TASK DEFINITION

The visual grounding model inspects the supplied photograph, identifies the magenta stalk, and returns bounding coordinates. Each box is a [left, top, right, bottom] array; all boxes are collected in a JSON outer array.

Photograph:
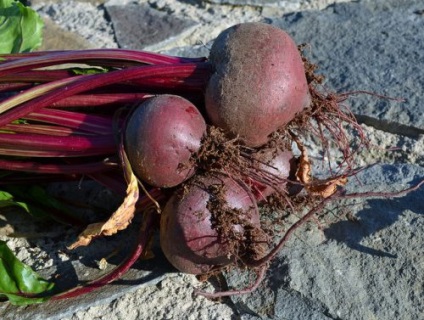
[[0, 133, 116, 156], [0, 49, 207, 76], [24, 109, 114, 135], [0, 63, 211, 127], [51, 211, 155, 300], [0, 158, 117, 174]]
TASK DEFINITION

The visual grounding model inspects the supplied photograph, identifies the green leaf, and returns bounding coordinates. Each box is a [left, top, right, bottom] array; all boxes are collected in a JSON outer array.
[[6, 185, 71, 215], [71, 67, 109, 75], [3, 185, 85, 225], [0, 187, 58, 221], [11, 118, 28, 125], [0, 0, 44, 53], [0, 190, 30, 213], [0, 240, 54, 305]]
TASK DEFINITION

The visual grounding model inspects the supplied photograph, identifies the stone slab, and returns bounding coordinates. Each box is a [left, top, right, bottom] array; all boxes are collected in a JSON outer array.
[[269, 0, 424, 137], [35, 0, 117, 48], [227, 163, 424, 319], [38, 17, 95, 51], [105, 3, 198, 51], [1, 0, 423, 319]]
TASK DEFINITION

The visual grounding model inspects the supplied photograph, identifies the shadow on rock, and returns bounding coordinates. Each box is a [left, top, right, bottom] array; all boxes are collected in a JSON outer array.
[[324, 183, 423, 257]]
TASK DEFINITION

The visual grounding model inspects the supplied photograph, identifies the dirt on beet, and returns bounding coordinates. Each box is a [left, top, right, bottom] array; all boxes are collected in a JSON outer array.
[[204, 180, 268, 265], [124, 48, 388, 298]]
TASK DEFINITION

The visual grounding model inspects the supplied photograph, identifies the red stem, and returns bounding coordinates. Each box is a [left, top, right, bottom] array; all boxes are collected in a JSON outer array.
[[0, 158, 117, 174], [0, 69, 74, 83], [0, 63, 211, 127], [248, 193, 339, 268], [0, 49, 207, 76], [51, 211, 155, 300], [0, 173, 81, 185], [0, 83, 33, 92], [2, 123, 78, 136], [0, 70, 208, 91], [25, 109, 113, 135], [0, 147, 112, 157], [49, 93, 153, 108], [0, 71, 208, 107], [1, 49, 207, 62], [0, 133, 115, 154]]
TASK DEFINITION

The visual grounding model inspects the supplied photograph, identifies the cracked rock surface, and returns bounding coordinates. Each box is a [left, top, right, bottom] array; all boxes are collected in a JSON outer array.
[[0, 0, 423, 319]]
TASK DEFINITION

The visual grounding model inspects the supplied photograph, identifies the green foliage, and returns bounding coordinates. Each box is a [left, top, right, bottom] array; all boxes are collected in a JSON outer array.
[[2, 185, 83, 224], [71, 67, 110, 75], [0, 190, 30, 213], [0, 0, 44, 53], [0, 241, 54, 305]]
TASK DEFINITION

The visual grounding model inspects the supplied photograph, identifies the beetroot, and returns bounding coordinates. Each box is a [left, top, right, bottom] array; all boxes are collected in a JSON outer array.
[[160, 174, 263, 275], [205, 22, 311, 147], [125, 95, 206, 188]]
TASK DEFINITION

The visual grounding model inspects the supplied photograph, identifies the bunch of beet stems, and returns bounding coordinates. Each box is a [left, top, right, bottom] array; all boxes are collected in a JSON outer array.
[[0, 49, 211, 299], [0, 49, 210, 187]]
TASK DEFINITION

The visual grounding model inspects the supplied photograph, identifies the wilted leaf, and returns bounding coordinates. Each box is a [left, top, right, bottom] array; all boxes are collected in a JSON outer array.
[[307, 176, 348, 198], [0, 240, 54, 305], [293, 136, 312, 185], [68, 167, 139, 249], [0, 0, 44, 54], [295, 140, 312, 185], [294, 137, 347, 198]]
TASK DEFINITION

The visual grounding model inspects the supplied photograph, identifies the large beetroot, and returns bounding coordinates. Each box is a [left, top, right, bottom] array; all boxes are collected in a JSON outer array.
[[205, 22, 311, 147]]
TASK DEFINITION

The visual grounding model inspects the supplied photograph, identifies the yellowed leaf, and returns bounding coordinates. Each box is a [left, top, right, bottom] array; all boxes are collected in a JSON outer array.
[[68, 169, 139, 250], [293, 136, 347, 198], [307, 176, 348, 198], [293, 136, 312, 185]]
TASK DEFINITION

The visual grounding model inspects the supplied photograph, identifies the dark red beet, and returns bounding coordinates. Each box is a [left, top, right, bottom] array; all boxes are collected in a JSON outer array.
[[125, 95, 206, 188], [160, 175, 260, 275]]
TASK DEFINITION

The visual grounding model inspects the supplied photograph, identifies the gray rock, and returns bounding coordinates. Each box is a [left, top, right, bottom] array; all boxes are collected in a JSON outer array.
[[269, 0, 424, 137], [35, 0, 117, 48], [163, 44, 211, 59], [227, 163, 424, 319], [105, 3, 198, 51]]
